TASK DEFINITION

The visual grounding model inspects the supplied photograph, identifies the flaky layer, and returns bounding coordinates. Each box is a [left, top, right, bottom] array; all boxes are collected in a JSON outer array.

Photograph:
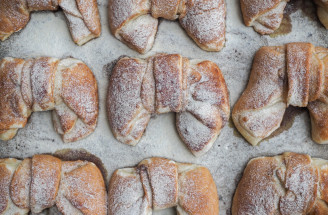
[[232, 42, 328, 146], [108, 0, 226, 53], [241, 0, 328, 34], [232, 152, 328, 215], [0, 0, 101, 45], [108, 157, 219, 215], [107, 54, 230, 156], [0, 155, 107, 215], [0, 57, 99, 143]]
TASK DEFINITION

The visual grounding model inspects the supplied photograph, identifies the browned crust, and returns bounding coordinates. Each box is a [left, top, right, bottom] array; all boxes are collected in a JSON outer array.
[[10, 158, 32, 209], [108, 158, 219, 214], [0, 155, 107, 215], [63, 162, 107, 215], [240, 0, 282, 26], [61, 62, 98, 126], [286, 42, 313, 107], [153, 54, 183, 113], [232, 156, 280, 214], [108, 0, 226, 52], [108, 168, 151, 215], [179, 0, 226, 51], [177, 60, 230, 155], [0, 57, 98, 143], [0, 0, 100, 44], [232, 42, 328, 145], [30, 155, 62, 213], [232, 152, 325, 215], [138, 158, 179, 209], [107, 57, 148, 141], [151, 0, 180, 19], [30, 57, 58, 111], [178, 166, 219, 215], [0, 58, 29, 130], [108, 0, 150, 35], [0, 162, 12, 214], [76, 0, 101, 36], [27, 0, 59, 11], [0, 0, 29, 41], [107, 54, 230, 155], [233, 46, 286, 113]]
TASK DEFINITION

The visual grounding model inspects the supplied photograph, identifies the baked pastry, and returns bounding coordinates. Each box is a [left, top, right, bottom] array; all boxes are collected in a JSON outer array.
[[0, 0, 101, 45], [240, 0, 328, 34], [107, 54, 230, 156], [0, 57, 98, 142], [232, 152, 328, 215], [232, 42, 328, 146], [0, 154, 107, 215], [108, 0, 226, 53], [108, 157, 219, 215]]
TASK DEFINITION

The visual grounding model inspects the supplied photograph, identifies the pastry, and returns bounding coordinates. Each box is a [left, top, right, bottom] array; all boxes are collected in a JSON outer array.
[[0, 154, 107, 215], [0, 57, 99, 142], [108, 0, 226, 53], [107, 54, 230, 156], [232, 152, 328, 215], [108, 157, 219, 215], [0, 0, 101, 45], [232, 42, 328, 146], [240, 0, 328, 34]]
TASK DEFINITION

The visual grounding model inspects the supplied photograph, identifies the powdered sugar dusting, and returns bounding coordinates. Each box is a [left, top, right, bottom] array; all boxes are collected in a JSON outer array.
[[180, 0, 226, 50], [109, 0, 226, 52], [0, 57, 98, 142], [108, 55, 229, 156], [2, 1, 328, 214]]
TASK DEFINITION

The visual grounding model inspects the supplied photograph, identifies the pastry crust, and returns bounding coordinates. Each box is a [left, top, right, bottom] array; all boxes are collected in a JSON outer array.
[[0, 155, 107, 215], [108, 157, 219, 215], [232, 42, 328, 146], [56, 161, 107, 215], [0, 57, 99, 143], [0, 158, 29, 215], [241, 0, 328, 34], [0, 0, 101, 45], [107, 54, 230, 156], [30, 155, 62, 213], [10, 158, 32, 209], [232, 152, 327, 215], [108, 0, 226, 53]]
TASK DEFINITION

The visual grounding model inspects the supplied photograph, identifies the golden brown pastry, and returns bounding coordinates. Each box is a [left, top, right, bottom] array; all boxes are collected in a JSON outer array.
[[232, 152, 328, 215], [240, 0, 328, 34], [107, 54, 230, 156], [232, 42, 328, 146], [0, 154, 107, 215], [108, 157, 219, 215], [108, 0, 226, 54], [0, 0, 101, 45], [0, 57, 99, 143]]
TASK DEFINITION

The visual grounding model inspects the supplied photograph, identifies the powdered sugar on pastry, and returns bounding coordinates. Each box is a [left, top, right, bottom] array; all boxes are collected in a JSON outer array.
[[107, 54, 230, 156], [108, 0, 226, 53]]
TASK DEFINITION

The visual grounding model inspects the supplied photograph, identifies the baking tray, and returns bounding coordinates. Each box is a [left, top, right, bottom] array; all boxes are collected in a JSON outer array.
[[1, 0, 328, 214]]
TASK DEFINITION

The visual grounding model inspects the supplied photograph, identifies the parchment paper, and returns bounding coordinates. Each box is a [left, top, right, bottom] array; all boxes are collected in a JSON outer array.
[[1, 0, 328, 214]]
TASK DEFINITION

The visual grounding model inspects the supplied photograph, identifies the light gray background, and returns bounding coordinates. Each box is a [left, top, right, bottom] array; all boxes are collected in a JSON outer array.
[[1, 0, 328, 214]]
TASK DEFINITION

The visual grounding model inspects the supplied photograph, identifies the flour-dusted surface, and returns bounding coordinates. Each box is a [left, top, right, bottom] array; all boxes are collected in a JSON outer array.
[[1, 0, 328, 214]]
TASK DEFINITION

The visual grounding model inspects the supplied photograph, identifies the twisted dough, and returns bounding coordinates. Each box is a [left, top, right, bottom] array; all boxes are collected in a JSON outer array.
[[0, 154, 107, 215], [233, 152, 328, 215], [108, 157, 219, 215], [107, 54, 230, 156], [0, 0, 101, 45], [0, 57, 98, 142], [232, 42, 328, 146], [240, 0, 328, 34], [108, 0, 226, 54]]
